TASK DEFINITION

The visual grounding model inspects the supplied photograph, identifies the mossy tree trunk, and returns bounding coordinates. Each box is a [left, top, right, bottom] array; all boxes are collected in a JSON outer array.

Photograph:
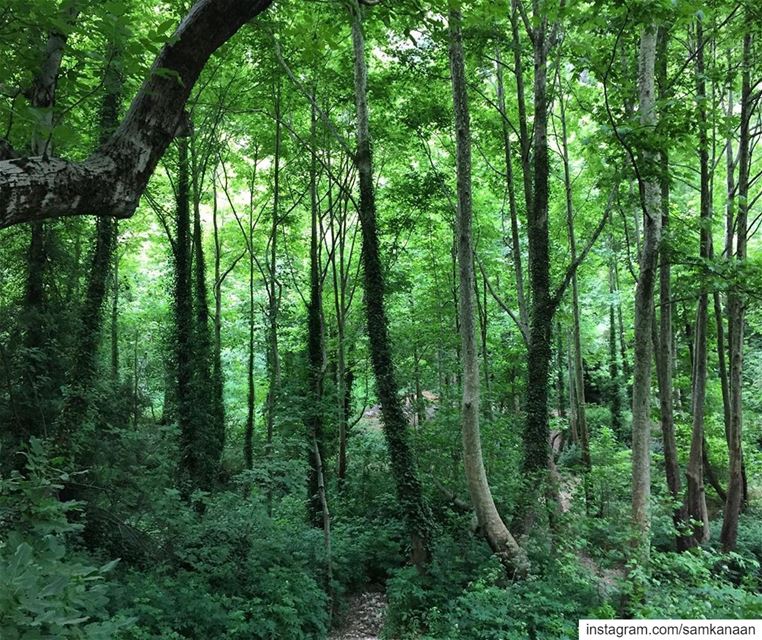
[[350, 0, 431, 568]]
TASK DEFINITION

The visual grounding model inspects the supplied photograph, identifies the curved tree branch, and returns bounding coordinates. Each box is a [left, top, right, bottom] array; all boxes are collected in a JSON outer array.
[[0, 0, 273, 229]]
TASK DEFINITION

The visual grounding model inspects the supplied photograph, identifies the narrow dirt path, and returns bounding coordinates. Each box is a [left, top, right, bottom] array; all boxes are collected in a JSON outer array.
[[330, 591, 386, 640]]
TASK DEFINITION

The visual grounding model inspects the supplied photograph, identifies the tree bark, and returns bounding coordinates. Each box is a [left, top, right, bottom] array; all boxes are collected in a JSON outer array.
[[523, 4, 552, 475], [211, 181, 227, 461], [0, 0, 273, 228], [608, 249, 623, 439], [350, 0, 431, 568], [496, 47, 528, 333], [307, 93, 326, 527], [721, 30, 751, 552], [631, 24, 661, 562], [684, 16, 711, 547], [558, 78, 589, 470], [653, 27, 686, 549], [265, 81, 282, 471], [174, 137, 197, 493], [448, 0, 527, 575]]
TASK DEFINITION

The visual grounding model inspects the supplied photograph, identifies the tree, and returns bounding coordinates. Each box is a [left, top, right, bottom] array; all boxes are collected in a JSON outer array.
[[0, 0, 274, 228], [349, 0, 432, 568], [448, 0, 527, 575], [630, 21, 661, 561]]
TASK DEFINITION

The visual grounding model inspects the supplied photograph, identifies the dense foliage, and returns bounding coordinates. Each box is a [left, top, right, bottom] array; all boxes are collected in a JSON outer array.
[[1, 0, 761, 637]]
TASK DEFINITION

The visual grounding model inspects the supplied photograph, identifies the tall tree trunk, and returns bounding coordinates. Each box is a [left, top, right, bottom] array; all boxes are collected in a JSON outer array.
[[244, 187, 256, 472], [653, 28, 686, 549], [685, 16, 711, 547], [266, 81, 282, 463], [191, 154, 220, 484], [307, 93, 326, 527], [448, 0, 527, 574], [509, 0, 533, 218], [496, 47, 528, 332], [614, 259, 630, 386], [17, 4, 80, 443], [174, 137, 198, 493], [350, 0, 431, 568], [523, 5, 552, 475], [631, 24, 661, 561], [57, 34, 123, 443], [558, 79, 589, 470], [555, 322, 567, 423], [608, 251, 623, 439], [211, 182, 226, 461], [721, 30, 751, 552], [110, 226, 120, 382]]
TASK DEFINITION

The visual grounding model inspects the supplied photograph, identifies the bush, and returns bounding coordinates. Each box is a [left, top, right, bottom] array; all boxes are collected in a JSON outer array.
[[628, 549, 762, 619], [386, 545, 608, 640], [0, 439, 128, 639], [110, 488, 330, 639]]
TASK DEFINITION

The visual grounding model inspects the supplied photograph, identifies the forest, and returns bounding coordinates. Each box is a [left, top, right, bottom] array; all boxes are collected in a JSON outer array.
[[0, 0, 761, 637]]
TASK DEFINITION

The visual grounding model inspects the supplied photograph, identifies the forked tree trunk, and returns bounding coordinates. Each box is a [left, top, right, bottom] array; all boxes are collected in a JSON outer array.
[[721, 30, 751, 552]]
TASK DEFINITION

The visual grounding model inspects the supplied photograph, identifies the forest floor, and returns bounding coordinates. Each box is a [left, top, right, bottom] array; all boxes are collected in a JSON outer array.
[[330, 590, 387, 640]]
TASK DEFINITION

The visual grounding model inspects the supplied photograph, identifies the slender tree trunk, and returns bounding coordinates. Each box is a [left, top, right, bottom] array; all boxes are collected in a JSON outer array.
[[558, 81, 589, 470], [350, 0, 431, 568], [685, 17, 711, 547], [703, 436, 727, 502], [211, 182, 226, 459], [652, 28, 687, 549], [496, 47, 528, 332], [509, 0, 533, 218], [111, 227, 120, 382], [244, 194, 256, 472], [631, 24, 661, 561], [57, 34, 125, 443], [608, 251, 623, 439], [474, 266, 492, 419], [714, 291, 731, 446], [555, 322, 567, 423], [191, 139, 220, 484], [614, 260, 630, 386], [721, 30, 751, 552], [266, 81, 282, 461], [567, 333, 577, 445], [307, 93, 326, 527], [18, 5, 80, 443], [448, 0, 527, 574]]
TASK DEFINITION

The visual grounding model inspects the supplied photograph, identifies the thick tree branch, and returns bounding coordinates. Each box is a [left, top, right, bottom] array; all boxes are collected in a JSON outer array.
[[0, 0, 273, 229]]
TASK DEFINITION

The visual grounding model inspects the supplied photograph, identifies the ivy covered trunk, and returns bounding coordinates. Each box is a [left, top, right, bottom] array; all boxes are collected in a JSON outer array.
[[350, 0, 431, 568]]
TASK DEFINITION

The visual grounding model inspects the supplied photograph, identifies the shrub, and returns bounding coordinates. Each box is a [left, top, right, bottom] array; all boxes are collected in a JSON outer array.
[[0, 439, 128, 639]]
